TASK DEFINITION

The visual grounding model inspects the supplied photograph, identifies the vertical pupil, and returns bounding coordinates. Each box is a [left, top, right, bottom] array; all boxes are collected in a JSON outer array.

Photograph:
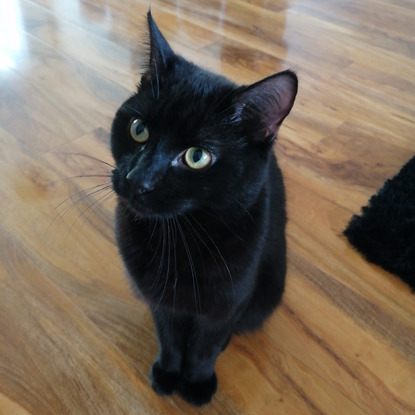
[[192, 149, 203, 163], [135, 123, 144, 135]]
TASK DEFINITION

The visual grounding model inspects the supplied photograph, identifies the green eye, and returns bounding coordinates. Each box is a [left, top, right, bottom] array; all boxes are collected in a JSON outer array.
[[129, 118, 149, 143], [184, 147, 212, 170]]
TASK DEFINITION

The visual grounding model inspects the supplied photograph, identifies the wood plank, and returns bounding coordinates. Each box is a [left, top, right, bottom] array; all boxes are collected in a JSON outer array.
[[0, 236, 168, 415], [20, 0, 137, 91]]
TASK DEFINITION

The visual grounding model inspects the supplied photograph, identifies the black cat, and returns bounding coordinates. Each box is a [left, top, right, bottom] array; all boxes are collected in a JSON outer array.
[[111, 12, 297, 406]]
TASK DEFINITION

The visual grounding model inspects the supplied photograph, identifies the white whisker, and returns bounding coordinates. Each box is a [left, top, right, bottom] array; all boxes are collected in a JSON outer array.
[[177, 216, 201, 320]]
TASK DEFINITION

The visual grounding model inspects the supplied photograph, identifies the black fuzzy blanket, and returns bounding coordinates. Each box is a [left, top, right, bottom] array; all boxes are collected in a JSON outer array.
[[344, 156, 415, 291]]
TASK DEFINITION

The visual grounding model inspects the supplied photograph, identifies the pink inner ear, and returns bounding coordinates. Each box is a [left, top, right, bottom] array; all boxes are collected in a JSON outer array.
[[266, 72, 298, 129], [235, 71, 298, 140]]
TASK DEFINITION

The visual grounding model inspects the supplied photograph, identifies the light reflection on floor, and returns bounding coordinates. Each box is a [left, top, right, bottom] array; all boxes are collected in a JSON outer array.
[[0, 0, 25, 69]]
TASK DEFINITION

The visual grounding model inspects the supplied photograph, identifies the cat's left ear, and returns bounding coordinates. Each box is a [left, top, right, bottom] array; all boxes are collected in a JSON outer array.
[[146, 11, 175, 74], [233, 70, 298, 143]]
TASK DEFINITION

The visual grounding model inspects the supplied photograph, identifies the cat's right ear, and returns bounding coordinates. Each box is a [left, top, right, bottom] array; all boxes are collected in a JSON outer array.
[[145, 11, 175, 77]]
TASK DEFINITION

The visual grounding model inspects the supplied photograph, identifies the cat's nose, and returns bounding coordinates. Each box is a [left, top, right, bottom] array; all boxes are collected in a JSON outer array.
[[126, 168, 156, 194]]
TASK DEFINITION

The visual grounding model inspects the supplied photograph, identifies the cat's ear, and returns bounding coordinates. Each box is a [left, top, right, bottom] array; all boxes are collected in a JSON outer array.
[[233, 70, 298, 143], [146, 11, 175, 74]]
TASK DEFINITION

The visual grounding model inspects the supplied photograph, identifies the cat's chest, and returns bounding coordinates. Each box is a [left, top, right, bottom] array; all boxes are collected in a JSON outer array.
[[119, 214, 247, 284], [114, 203, 263, 315]]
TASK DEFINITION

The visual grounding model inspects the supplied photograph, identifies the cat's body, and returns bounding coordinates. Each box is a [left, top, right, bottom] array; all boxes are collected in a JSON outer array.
[[114, 156, 286, 329], [111, 12, 297, 406]]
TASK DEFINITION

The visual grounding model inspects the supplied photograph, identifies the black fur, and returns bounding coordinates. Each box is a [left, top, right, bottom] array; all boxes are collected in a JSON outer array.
[[110, 12, 298, 406], [344, 156, 415, 291]]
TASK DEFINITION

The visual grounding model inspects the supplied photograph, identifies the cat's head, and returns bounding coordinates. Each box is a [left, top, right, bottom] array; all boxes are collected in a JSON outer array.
[[111, 12, 297, 219]]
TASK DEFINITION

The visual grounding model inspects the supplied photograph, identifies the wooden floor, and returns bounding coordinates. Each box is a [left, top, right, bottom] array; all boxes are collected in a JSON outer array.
[[0, 0, 414, 413]]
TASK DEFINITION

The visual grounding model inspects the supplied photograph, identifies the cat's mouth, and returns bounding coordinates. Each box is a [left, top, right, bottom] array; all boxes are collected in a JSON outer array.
[[113, 189, 162, 218], [111, 169, 196, 219], [123, 195, 186, 220], [111, 169, 148, 216], [112, 169, 182, 219]]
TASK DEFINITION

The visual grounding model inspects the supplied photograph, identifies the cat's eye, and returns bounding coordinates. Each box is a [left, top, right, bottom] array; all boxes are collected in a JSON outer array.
[[184, 147, 212, 170], [129, 118, 149, 143]]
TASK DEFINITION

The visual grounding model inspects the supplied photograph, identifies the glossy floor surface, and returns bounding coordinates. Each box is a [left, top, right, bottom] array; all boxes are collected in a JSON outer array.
[[0, 0, 414, 414]]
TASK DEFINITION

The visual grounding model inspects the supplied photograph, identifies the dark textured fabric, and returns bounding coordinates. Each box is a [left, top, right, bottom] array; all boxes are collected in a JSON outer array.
[[344, 156, 415, 291]]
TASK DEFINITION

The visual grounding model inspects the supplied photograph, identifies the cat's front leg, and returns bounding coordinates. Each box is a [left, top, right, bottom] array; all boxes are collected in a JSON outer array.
[[179, 321, 232, 406], [150, 309, 188, 396]]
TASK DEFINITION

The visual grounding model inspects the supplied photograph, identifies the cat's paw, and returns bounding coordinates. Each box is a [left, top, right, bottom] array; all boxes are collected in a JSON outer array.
[[178, 373, 218, 406], [150, 361, 181, 396]]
